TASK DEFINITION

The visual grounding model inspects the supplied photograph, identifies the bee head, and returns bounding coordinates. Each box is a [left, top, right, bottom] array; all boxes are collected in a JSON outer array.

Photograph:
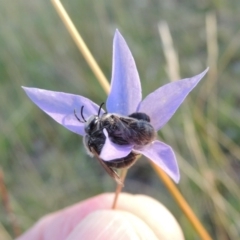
[[74, 102, 105, 134], [84, 115, 99, 134]]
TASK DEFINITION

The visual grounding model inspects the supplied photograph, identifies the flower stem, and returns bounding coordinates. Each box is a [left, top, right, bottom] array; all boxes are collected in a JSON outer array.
[[112, 168, 128, 209]]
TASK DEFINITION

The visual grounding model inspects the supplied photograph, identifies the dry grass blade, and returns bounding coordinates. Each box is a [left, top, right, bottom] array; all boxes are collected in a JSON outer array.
[[0, 168, 21, 237], [0, 224, 12, 240], [151, 162, 212, 240], [51, 0, 110, 94], [158, 21, 180, 81], [158, 21, 213, 240]]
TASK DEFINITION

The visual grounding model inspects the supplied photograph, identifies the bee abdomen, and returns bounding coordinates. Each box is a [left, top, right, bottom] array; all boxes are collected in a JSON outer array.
[[104, 152, 140, 169]]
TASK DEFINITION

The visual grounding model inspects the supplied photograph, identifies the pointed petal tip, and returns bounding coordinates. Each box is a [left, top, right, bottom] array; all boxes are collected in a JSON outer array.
[[162, 164, 180, 183], [114, 29, 121, 36], [22, 86, 33, 95], [113, 29, 128, 47], [22, 86, 41, 93], [114, 29, 123, 43], [135, 141, 180, 183], [199, 67, 209, 78], [163, 165, 180, 183], [187, 67, 209, 84], [189, 67, 209, 86], [173, 172, 180, 184]]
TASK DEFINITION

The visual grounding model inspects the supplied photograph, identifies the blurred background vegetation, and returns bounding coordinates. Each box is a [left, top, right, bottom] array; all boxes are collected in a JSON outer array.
[[0, 0, 240, 239]]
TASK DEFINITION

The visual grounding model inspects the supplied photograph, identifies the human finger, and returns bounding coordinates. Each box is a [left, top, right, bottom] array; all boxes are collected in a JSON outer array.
[[17, 193, 184, 240]]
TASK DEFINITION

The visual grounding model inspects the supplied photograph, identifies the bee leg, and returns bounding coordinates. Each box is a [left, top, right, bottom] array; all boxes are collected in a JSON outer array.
[[90, 148, 123, 185]]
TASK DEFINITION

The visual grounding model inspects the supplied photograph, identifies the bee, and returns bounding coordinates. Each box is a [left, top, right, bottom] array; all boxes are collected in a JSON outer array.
[[74, 103, 156, 184]]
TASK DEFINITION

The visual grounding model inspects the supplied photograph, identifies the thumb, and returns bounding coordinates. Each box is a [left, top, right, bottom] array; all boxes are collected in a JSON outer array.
[[66, 209, 158, 240]]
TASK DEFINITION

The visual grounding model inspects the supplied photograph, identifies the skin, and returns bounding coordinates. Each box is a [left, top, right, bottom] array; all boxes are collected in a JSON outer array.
[[17, 193, 184, 240]]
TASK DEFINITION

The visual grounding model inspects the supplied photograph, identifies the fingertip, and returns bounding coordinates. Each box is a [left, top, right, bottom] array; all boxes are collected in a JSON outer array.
[[117, 194, 185, 240], [66, 210, 158, 240], [17, 193, 184, 240]]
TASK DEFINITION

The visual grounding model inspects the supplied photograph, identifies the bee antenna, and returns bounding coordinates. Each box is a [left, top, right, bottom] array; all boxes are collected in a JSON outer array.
[[74, 109, 84, 123], [81, 106, 87, 122], [98, 102, 105, 117]]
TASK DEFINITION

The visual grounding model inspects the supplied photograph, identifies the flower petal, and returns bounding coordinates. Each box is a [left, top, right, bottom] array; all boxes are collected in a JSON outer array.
[[138, 68, 209, 131], [23, 87, 104, 136], [135, 140, 180, 183], [100, 129, 133, 161], [106, 30, 142, 115]]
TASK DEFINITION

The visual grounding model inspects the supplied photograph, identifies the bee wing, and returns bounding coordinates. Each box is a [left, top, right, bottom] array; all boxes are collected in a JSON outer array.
[[90, 147, 123, 185], [135, 141, 180, 183], [100, 129, 133, 161], [110, 116, 140, 144]]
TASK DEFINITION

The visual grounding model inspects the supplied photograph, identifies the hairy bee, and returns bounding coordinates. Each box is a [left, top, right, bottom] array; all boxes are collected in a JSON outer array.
[[74, 103, 155, 184]]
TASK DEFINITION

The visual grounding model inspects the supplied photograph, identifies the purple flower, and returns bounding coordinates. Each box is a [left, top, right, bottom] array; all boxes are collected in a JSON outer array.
[[23, 30, 208, 183]]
